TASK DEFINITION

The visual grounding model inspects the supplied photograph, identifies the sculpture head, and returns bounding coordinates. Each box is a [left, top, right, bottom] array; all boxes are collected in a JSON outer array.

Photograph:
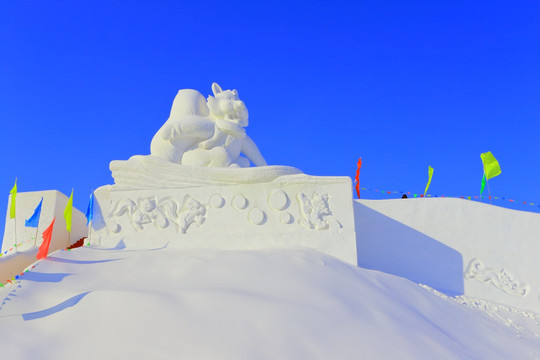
[[207, 83, 249, 127]]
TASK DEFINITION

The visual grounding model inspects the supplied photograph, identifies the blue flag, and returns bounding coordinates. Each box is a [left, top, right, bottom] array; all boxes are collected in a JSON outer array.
[[85, 191, 94, 225], [25, 198, 43, 228]]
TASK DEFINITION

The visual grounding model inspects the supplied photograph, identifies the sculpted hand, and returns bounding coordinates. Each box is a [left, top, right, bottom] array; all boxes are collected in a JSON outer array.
[[216, 119, 246, 138], [199, 137, 218, 149]]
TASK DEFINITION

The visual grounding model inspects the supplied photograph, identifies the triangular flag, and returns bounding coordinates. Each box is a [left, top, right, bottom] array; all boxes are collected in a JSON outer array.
[[85, 191, 94, 226], [37, 217, 55, 260], [480, 151, 501, 180], [424, 166, 434, 197], [9, 178, 17, 219], [25, 198, 43, 228], [64, 189, 73, 233]]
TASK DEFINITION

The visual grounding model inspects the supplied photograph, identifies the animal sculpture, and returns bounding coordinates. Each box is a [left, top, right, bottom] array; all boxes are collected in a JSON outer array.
[[150, 83, 266, 167]]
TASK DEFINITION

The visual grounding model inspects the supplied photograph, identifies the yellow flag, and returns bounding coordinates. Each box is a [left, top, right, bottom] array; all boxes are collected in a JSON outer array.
[[9, 178, 17, 219], [424, 166, 434, 196], [64, 189, 73, 233], [480, 151, 501, 180]]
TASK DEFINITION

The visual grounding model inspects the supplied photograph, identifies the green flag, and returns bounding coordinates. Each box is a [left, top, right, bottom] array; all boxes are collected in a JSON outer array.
[[480, 173, 486, 196], [480, 151, 501, 180], [64, 189, 73, 233], [9, 178, 17, 219], [424, 166, 434, 197]]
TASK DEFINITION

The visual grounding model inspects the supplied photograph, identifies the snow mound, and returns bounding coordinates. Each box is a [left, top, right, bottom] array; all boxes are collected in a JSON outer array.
[[1, 244, 540, 359]]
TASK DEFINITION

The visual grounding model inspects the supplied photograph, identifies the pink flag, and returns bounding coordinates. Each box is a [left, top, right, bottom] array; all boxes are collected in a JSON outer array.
[[37, 217, 55, 260]]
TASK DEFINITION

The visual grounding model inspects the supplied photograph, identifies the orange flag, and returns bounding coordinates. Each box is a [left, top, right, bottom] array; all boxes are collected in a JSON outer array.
[[355, 157, 362, 198], [37, 217, 55, 260]]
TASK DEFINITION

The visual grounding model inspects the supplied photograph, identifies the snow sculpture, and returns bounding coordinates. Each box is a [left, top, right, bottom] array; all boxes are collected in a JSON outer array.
[[92, 83, 358, 266], [150, 83, 266, 168], [110, 83, 302, 189]]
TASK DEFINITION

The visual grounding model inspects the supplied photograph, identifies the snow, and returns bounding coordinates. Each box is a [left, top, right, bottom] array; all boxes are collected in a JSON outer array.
[[1, 241, 540, 359], [355, 198, 540, 313], [2, 190, 88, 254], [2, 183, 540, 358]]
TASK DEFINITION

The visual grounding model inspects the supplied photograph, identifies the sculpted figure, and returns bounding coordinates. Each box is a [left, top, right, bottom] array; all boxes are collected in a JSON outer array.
[[150, 83, 266, 167]]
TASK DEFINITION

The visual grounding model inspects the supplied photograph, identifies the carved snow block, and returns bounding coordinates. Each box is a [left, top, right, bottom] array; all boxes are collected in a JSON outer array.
[[92, 174, 357, 265], [2, 190, 87, 254]]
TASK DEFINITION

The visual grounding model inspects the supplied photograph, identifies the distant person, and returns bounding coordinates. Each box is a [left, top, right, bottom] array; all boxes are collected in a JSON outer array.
[[402, 194, 408, 199]]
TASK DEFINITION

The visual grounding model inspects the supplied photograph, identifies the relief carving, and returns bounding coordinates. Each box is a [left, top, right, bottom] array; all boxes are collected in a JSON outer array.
[[109, 195, 206, 234], [296, 191, 333, 230], [177, 197, 206, 234], [465, 259, 529, 297]]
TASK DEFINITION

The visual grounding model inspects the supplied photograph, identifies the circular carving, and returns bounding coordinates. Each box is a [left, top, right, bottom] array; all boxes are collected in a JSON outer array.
[[280, 212, 294, 224], [110, 221, 121, 233], [232, 195, 248, 210], [248, 208, 266, 225], [209, 194, 225, 209], [269, 189, 290, 211]]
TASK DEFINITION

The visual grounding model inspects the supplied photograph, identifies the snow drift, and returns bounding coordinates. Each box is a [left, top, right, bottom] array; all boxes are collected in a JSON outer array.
[[1, 243, 540, 359]]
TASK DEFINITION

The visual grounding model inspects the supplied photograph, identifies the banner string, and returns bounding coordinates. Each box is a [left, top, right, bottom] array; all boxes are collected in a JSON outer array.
[[0, 238, 37, 257], [0, 246, 85, 290], [359, 187, 540, 210]]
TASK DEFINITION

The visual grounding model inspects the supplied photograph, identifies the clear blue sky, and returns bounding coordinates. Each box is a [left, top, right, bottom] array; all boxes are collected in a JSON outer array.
[[2, 1, 539, 241]]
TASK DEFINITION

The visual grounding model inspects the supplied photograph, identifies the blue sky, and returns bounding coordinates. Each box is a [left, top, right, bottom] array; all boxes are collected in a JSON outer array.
[[1, 1, 539, 241]]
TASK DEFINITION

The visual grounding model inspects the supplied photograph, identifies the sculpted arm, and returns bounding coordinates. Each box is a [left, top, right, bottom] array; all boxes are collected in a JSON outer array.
[[241, 136, 267, 166], [214, 119, 246, 138], [199, 119, 246, 149], [158, 115, 215, 141]]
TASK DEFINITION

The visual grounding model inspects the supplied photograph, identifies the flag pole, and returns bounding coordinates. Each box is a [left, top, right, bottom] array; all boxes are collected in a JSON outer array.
[[482, 168, 493, 205], [486, 178, 493, 204], [13, 216, 18, 253], [33, 223, 39, 246], [88, 219, 92, 245]]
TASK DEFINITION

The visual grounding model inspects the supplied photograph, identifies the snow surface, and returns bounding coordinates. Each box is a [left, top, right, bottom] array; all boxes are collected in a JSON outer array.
[[355, 198, 540, 313], [1, 242, 540, 359]]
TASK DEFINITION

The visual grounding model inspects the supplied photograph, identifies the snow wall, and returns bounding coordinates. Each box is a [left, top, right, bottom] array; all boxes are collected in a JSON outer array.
[[1, 191, 87, 281], [354, 198, 540, 313]]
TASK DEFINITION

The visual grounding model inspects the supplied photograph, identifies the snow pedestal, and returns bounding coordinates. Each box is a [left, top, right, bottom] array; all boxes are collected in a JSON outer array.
[[92, 160, 357, 265]]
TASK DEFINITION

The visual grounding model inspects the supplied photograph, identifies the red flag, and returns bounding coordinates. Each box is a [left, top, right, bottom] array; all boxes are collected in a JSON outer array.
[[37, 217, 55, 260], [355, 157, 362, 198]]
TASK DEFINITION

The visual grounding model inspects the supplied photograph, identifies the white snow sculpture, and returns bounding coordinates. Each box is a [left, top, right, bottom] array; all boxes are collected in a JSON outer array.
[[150, 83, 266, 168], [95, 83, 357, 266]]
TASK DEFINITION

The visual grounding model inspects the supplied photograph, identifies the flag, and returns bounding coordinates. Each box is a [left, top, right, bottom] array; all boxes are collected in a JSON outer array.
[[354, 158, 362, 198], [25, 198, 43, 228], [480, 151, 501, 180], [64, 189, 73, 233], [9, 178, 17, 219], [85, 191, 94, 225], [480, 174, 487, 196], [424, 166, 434, 197], [37, 217, 55, 260]]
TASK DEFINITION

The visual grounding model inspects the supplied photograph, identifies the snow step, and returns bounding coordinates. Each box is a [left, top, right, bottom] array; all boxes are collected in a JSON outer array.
[[67, 238, 87, 250]]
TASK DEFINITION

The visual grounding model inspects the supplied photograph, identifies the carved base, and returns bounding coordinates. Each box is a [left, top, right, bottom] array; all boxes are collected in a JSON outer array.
[[110, 155, 303, 189], [91, 174, 357, 265]]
